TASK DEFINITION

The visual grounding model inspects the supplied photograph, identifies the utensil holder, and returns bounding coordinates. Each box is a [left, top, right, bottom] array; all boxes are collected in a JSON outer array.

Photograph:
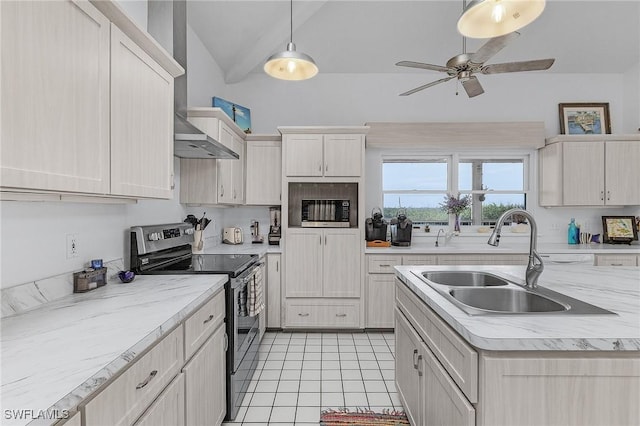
[[193, 230, 204, 254]]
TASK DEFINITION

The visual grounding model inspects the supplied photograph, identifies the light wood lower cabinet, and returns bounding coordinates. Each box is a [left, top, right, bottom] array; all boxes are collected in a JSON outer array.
[[285, 299, 360, 328], [267, 254, 282, 328], [183, 324, 226, 426], [82, 325, 184, 426], [594, 254, 638, 267], [366, 275, 395, 328], [396, 279, 640, 426], [80, 289, 227, 426], [134, 374, 185, 426]]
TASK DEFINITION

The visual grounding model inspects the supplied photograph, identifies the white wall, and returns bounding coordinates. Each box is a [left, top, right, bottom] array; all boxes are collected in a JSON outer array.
[[623, 61, 640, 134]]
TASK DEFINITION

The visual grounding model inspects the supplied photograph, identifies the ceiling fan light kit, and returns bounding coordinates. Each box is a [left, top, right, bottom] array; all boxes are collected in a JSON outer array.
[[264, 0, 318, 81], [457, 0, 546, 39]]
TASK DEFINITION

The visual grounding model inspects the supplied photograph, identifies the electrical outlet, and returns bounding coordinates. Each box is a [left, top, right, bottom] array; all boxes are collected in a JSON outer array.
[[66, 234, 79, 259]]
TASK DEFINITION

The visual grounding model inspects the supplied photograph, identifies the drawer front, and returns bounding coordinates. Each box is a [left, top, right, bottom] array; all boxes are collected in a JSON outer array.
[[184, 289, 225, 360], [82, 325, 184, 426], [402, 255, 437, 265], [594, 255, 638, 267], [285, 300, 360, 328], [133, 373, 185, 426], [396, 280, 478, 403], [437, 254, 528, 265], [367, 255, 402, 274]]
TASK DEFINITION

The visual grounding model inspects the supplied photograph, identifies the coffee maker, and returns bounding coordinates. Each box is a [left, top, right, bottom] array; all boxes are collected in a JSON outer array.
[[390, 209, 413, 247], [365, 207, 388, 242], [268, 207, 281, 245]]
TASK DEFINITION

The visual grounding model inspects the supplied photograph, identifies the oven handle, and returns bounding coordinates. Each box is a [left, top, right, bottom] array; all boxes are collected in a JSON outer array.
[[234, 262, 264, 286]]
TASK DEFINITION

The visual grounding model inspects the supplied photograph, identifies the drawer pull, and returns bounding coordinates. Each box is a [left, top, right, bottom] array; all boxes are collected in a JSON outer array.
[[412, 349, 419, 369], [380, 264, 391, 267], [417, 355, 423, 377], [203, 314, 215, 324], [298, 313, 310, 317], [336, 313, 347, 317], [611, 263, 623, 266], [136, 370, 158, 390]]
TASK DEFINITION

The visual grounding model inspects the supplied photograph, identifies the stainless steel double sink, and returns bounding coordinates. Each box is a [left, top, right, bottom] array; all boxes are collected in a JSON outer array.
[[412, 271, 615, 315]]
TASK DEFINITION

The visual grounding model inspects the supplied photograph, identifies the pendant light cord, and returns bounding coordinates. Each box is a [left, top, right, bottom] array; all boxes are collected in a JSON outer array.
[[462, 0, 466, 53], [290, 0, 293, 43]]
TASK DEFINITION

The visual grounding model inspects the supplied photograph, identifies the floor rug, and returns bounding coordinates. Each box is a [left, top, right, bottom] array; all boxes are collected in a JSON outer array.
[[320, 408, 410, 425]]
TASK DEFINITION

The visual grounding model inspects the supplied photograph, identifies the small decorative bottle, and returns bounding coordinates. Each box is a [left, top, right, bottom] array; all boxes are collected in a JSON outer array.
[[568, 218, 579, 245]]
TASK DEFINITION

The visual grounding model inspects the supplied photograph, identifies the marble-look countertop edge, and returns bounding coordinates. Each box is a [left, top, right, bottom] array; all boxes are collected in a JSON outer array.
[[366, 242, 640, 255], [394, 265, 640, 352], [2, 274, 227, 426]]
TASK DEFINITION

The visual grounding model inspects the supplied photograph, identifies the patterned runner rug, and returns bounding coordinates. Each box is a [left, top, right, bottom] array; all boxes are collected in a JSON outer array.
[[320, 408, 410, 425]]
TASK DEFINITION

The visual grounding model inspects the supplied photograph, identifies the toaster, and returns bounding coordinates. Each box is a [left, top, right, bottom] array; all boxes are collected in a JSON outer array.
[[223, 227, 243, 244]]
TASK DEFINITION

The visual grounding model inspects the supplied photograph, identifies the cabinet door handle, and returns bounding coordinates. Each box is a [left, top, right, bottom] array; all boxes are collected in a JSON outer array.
[[298, 313, 310, 317], [336, 313, 347, 317], [606, 190, 611, 201], [600, 190, 604, 201], [417, 355, 423, 377], [325, 163, 328, 172], [276, 261, 279, 272], [412, 349, 419, 369], [325, 235, 327, 245], [233, 190, 237, 199], [136, 370, 158, 389], [318, 163, 322, 172], [203, 314, 214, 324], [224, 332, 228, 351], [170, 173, 175, 190], [220, 185, 224, 197], [319, 235, 322, 245]]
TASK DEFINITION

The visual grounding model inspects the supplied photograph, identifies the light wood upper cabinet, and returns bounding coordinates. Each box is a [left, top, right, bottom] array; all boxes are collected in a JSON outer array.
[[280, 128, 366, 178], [180, 111, 246, 205], [0, 0, 183, 200], [1, 0, 110, 194], [110, 24, 174, 198], [245, 139, 282, 205], [539, 136, 640, 207]]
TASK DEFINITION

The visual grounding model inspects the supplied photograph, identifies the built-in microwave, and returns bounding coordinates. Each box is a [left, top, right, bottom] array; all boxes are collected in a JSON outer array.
[[301, 199, 350, 227]]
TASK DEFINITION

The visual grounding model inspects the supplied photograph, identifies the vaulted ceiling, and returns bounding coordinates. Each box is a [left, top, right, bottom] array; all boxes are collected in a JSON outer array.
[[187, 1, 640, 84]]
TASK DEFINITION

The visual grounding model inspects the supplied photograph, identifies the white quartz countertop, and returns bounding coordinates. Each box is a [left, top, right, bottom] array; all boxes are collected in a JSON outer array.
[[1, 274, 227, 426], [395, 264, 640, 351], [366, 238, 640, 254]]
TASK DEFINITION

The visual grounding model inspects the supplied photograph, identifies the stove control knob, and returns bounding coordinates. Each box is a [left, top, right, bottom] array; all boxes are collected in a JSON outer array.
[[184, 228, 194, 235]]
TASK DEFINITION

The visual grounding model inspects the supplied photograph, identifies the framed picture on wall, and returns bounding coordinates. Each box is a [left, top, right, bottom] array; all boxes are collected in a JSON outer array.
[[602, 216, 638, 244], [559, 102, 611, 135]]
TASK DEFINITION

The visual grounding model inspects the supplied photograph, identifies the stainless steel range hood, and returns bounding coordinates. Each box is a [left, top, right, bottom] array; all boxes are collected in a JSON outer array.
[[148, 0, 238, 159]]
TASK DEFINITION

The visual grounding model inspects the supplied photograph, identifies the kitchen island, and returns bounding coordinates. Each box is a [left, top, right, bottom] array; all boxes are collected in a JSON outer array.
[[1, 274, 228, 426], [394, 264, 640, 426]]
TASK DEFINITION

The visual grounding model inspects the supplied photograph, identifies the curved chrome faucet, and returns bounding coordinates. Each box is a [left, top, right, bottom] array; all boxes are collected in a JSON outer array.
[[435, 228, 445, 247], [487, 208, 544, 289]]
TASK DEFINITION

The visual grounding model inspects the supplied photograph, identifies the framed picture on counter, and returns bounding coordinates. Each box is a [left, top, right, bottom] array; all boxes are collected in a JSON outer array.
[[602, 216, 638, 244], [559, 102, 611, 135]]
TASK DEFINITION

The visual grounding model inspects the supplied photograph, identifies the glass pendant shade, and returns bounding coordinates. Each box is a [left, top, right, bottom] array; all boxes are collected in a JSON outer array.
[[264, 42, 318, 81], [457, 0, 546, 39]]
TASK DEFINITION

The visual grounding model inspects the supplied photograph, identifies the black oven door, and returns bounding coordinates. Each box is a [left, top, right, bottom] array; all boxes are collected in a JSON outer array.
[[231, 271, 259, 372]]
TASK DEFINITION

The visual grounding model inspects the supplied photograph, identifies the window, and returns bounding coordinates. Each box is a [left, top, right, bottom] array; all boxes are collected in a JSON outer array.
[[458, 159, 526, 225], [382, 155, 527, 227], [382, 158, 449, 225]]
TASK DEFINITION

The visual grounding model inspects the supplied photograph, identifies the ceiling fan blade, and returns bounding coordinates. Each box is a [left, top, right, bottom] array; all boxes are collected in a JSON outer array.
[[468, 32, 520, 65], [399, 76, 455, 96], [396, 61, 451, 73], [462, 76, 485, 98], [482, 58, 555, 74]]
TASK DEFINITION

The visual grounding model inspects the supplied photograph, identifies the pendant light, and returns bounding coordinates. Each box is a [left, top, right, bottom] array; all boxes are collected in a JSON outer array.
[[457, 0, 546, 39], [264, 0, 318, 80]]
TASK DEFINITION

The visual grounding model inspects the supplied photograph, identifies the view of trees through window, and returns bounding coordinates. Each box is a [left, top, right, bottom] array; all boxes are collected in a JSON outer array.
[[382, 158, 526, 226]]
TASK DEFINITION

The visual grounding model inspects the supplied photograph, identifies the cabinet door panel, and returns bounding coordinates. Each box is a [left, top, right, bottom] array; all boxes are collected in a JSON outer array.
[[267, 254, 282, 328], [562, 142, 604, 205], [246, 140, 281, 205], [421, 342, 475, 426], [285, 230, 323, 297], [1, 0, 110, 193], [183, 325, 226, 426], [323, 229, 361, 297], [605, 141, 640, 205], [366, 275, 395, 328], [110, 24, 174, 198], [323, 134, 363, 177], [217, 123, 235, 203], [395, 309, 422, 426], [284, 135, 323, 176], [134, 374, 185, 426]]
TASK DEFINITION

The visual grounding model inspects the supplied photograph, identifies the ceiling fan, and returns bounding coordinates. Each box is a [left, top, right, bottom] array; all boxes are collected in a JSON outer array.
[[396, 31, 555, 98]]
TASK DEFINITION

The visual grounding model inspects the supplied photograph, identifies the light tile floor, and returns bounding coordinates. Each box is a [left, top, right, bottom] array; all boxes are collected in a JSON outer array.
[[222, 331, 400, 426]]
